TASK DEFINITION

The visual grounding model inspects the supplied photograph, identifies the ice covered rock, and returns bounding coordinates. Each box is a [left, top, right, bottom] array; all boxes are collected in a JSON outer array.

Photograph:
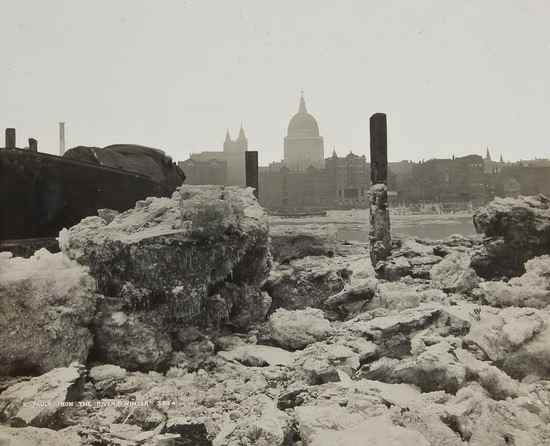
[[292, 380, 464, 446], [443, 383, 550, 445], [218, 345, 294, 367], [61, 185, 269, 323], [213, 398, 291, 446], [0, 426, 82, 446], [472, 194, 550, 278], [376, 256, 412, 281], [0, 364, 84, 428], [164, 417, 211, 445], [211, 283, 272, 330], [92, 302, 173, 372], [292, 335, 377, 384], [268, 308, 333, 350], [430, 251, 480, 293], [479, 255, 550, 308], [0, 250, 97, 376], [264, 257, 348, 310], [89, 364, 127, 397], [375, 238, 445, 280], [367, 281, 448, 312], [308, 415, 431, 446], [59, 186, 270, 371], [362, 339, 467, 393], [89, 364, 127, 382], [362, 338, 520, 399], [323, 278, 378, 318], [343, 304, 470, 358], [270, 231, 335, 263], [464, 306, 550, 379]]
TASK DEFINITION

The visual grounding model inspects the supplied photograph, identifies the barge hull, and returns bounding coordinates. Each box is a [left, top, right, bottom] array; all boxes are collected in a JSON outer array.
[[1, 149, 173, 240]]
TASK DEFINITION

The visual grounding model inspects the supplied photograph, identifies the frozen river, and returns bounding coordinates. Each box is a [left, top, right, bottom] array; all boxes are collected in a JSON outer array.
[[269, 209, 476, 242]]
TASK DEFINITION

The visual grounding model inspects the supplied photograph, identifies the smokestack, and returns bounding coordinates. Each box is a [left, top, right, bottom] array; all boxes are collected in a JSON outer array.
[[59, 122, 66, 156], [28, 138, 38, 152], [5, 128, 16, 149]]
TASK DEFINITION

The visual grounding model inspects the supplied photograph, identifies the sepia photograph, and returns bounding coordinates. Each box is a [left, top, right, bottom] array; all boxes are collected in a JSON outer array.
[[1, 1, 550, 445]]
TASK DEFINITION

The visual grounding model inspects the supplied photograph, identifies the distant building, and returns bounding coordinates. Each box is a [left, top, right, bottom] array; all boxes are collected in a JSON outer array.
[[283, 93, 325, 171], [325, 150, 369, 203], [395, 154, 487, 205], [483, 148, 505, 174], [516, 158, 550, 168], [259, 150, 369, 209], [493, 163, 550, 197], [178, 158, 227, 185], [176, 98, 550, 208], [178, 126, 248, 186]]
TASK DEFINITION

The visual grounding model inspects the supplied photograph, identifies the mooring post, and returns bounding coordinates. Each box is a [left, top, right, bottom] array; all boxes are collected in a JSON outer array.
[[369, 113, 391, 269], [28, 138, 38, 152], [5, 128, 16, 149], [245, 150, 259, 199]]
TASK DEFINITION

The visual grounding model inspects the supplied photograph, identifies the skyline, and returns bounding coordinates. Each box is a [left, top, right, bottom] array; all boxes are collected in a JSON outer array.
[[3, 0, 550, 165]]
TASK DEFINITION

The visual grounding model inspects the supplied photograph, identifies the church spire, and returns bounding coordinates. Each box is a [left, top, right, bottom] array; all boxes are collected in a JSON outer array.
[[298, 90, 307, 113], [500, 154, 504, 163], [225, 129, 231, 143], [237, 123, 246, 141], [485, 147, 492, 161]]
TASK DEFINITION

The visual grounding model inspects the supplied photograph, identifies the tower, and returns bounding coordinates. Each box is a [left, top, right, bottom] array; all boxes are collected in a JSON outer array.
[[221, 126, 248, 185], [283, 92, 324, 171], [236, 124, 248, 151], [223, 125, 248, 153]]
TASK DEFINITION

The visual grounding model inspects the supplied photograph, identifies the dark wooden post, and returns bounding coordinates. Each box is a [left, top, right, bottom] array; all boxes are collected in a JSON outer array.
[[370, 114, 387, 184], [28, 138, 38, 152], [5, 128, 16, 149], [245, 150, 259, 199], [369, 113, 391, 269]]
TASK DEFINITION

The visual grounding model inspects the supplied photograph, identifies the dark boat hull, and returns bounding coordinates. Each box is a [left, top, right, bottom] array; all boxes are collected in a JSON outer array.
[[1, 149, 176, 240]]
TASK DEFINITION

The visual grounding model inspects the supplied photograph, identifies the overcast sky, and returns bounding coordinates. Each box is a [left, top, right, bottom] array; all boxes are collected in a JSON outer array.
[[3, 0, 549, 165]]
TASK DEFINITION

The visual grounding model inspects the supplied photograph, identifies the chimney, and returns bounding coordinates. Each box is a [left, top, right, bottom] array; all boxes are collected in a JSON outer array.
[[5, 128, 16, 149], [59, 122, 66, 155], [28, 138, 38, 152]]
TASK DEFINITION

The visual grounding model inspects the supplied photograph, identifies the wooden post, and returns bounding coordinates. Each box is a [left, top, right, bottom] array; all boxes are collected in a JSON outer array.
[[245, 150, 259, 199], [369, 113, 391, 269]]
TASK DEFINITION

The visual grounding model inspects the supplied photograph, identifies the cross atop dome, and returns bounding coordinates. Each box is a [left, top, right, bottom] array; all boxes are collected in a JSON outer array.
[[299, 90, 307, 114]]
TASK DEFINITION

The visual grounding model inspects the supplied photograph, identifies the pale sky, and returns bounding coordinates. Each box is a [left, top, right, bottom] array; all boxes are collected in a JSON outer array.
[[3, 0, 550, 165]]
